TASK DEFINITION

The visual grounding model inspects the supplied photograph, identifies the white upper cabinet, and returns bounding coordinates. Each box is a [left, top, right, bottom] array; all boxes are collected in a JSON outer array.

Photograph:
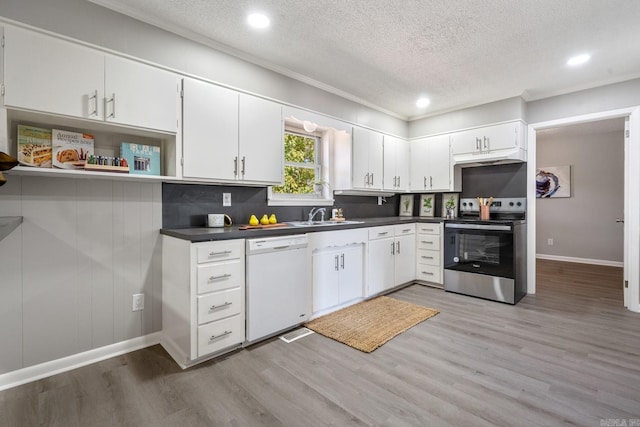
[[410, 134, 459, 192], [450, 121, 527, 164], [238, 94, 283, 184], [104, 55, 179, 133], [181, 78, 283, 185], [3, 26, 105, 120], [383, 135, 410, 192], [182, 78, 239, 181], [2, 26, 179, 134], [334, 126, 384, 192]]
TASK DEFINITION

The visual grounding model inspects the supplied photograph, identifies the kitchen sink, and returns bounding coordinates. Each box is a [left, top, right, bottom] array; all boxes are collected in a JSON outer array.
[[285, 220, 365, 227]]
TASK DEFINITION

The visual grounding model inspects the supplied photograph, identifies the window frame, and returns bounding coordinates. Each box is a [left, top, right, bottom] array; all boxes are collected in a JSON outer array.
[[268, 123, 334, 207]]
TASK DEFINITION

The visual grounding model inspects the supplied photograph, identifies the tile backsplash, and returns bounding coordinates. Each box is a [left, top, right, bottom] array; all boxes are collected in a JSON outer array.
[[162, 183, 398, 228]]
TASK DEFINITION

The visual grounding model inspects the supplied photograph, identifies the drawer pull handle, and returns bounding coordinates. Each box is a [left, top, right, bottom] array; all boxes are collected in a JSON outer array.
[[378, 232, 388, 236], [209, 274, 232, 281], [209, 250, 232, 257], [209, 301, 232, 311], [402, 229, 411, 233], [421, 256, 434, 259], [209, 330, 232, 342], [422, 271, 434, 275], [421, 241, 433, 244]]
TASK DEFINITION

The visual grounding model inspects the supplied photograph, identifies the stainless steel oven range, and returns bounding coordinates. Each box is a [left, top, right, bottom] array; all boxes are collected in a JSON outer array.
[[443, 197, 527, 304]]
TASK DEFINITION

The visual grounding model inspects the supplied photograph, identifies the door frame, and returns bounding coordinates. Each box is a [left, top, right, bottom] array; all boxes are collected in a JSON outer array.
[[526, 106, 640, 313]]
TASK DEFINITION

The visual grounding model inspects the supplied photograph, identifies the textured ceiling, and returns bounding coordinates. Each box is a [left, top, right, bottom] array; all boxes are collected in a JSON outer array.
[[89, 0, 640, 120]]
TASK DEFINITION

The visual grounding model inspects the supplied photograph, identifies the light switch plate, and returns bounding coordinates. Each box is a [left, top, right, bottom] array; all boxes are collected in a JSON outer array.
[[223, 193, 231, 207]]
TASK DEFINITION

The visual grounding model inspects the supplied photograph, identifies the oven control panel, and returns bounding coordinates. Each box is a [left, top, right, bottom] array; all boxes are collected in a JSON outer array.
[[459, 197, 527, 213]]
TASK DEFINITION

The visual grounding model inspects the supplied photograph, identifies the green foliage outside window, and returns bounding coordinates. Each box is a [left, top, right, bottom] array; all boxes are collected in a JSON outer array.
[[273, 132, 318, 194]]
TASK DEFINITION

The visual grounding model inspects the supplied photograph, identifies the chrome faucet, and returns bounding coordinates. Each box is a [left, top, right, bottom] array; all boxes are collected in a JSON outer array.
[[308, 207, 326, 223]]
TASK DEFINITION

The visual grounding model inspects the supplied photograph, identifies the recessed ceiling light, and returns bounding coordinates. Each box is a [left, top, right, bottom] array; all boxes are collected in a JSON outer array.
[[416, 97, 431, 108], [247, 13, 270, 29], [567, 54, 591, 67]]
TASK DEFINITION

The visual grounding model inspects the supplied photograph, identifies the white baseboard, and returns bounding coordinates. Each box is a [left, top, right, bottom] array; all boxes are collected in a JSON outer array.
[[0, 332, 161, 391], [536, 253, 624, 268]]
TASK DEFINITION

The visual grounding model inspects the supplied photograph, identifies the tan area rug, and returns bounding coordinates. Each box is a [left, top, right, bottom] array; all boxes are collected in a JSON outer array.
[[304, 296, 439, 353]]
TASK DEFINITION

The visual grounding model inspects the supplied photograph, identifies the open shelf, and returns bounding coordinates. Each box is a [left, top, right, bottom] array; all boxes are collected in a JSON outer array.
[[2, 107, 180, 181]]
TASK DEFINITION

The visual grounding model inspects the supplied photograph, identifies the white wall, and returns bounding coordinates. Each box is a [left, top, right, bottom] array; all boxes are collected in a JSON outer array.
[[0, 176, 162, 374], [0, 0, 407, 137], [527, 79, 640, 124], [536, 126, 624, 263], [408, 96, 527, 138]]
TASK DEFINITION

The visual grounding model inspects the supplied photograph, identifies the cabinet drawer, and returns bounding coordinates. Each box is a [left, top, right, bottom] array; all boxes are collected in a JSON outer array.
[[368, 226, 395, 240], [417, 235, 440, 249], [196, 240, 244, 264], [197, 260, 244, 294], [197, 288, 242, 325], [197, 314, 244, 358], [394, 223, 415, 236], [416, 264, 442, 283], [416, 223, 441, 235], [417, 249, 440, 266]]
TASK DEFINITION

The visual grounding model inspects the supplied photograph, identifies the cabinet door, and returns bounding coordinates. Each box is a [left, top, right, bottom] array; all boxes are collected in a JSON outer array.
[[312, 251, 340, 312], [352, 127, 372, 189], [382, 135, 398, 191], [394, 234, 416, 285], [450, 129, 481, 155], [427, 135, 451, 191], [483, 122, 520, 151], [104, 55, 179, 133], [339, 246, 363, 303], [368, 131, 384, 190], [3, 26, 104, 120], [182, 78, 239, 181], [409, 138, 429, 191], [367, 238, 395, 296], [239, 94, 283, 184], [395, 138, 411, 192]]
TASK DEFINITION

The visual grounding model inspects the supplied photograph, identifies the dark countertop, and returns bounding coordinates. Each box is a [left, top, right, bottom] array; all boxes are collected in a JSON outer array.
[[161, 216, 446, 242]]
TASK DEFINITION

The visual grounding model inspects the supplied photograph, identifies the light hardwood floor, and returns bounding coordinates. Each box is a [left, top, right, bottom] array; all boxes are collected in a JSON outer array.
[[1, 260, 639, 426]]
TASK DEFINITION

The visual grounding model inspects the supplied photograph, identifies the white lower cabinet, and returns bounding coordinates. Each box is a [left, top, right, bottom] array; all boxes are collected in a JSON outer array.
[[415, 223, 444, 286], [367, 224, 416, 296], [162, 236, 245, 368], [312, 245, 364, 313]]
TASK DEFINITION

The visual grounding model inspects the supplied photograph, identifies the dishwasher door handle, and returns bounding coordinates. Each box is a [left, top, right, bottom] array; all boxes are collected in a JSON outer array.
[[272, 245, 290, 250]]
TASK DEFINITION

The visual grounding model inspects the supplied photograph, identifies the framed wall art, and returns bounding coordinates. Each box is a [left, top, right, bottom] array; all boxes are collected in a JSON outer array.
[[419, 194, 435, 217], [441, 193, 459, 218], [399, 194, 414, 216], [536, 165, 571, 198]]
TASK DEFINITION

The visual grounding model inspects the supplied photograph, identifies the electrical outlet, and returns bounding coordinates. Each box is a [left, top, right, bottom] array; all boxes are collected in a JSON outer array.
[[547, 238, 554, 246], [132, 293, 144, 311], [223, 193, 231, 207]]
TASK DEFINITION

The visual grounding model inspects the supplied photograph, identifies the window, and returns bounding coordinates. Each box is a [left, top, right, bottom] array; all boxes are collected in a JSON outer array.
[[268, 123, 333, 206], [272, 131, 319, 195]]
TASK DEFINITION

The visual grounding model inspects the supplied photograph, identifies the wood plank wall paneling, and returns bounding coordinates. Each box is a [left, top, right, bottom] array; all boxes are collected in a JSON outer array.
[[0, 176, 162, 374], [0, 176, 23, 374]]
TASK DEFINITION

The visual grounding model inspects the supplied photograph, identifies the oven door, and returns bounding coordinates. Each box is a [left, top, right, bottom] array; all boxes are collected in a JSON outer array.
[[444, 223, 514, 279]]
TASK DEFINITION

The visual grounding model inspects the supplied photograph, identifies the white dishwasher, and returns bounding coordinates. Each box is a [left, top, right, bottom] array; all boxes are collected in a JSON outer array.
[[246, 234, 309, 343]]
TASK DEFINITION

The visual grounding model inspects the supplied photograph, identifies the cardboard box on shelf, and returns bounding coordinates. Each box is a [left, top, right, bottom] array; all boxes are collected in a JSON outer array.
[[120, 143, 161, 175], [17, 125, 52, 168]]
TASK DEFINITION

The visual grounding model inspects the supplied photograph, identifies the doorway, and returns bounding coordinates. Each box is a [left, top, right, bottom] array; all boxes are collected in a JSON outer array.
[[535, 118, 625, 304], [527, 107, 640, 313]]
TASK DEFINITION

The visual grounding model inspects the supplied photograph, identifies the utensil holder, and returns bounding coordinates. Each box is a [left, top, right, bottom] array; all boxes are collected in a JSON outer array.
[[479, 205, 490, 220]]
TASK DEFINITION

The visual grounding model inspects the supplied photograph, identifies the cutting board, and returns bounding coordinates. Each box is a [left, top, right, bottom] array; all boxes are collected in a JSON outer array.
[[238, 223, 289, 230]]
